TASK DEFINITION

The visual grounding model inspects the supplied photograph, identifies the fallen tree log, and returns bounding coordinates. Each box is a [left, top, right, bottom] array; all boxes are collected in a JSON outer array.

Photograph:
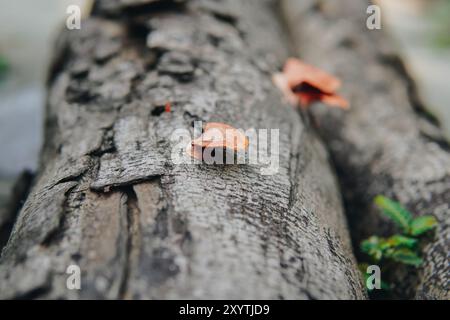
[[281, 0, 450, 299], [0, 0, 365, 299]]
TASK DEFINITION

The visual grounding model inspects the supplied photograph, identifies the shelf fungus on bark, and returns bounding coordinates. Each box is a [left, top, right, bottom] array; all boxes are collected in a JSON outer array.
[[273, 58, 349, 110], [187, 122, 249, 162]]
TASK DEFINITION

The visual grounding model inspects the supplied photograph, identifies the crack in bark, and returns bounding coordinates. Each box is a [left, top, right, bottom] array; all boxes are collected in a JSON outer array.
[[88, 127, 117, 157], [41, 184, 78, 247], [51, 171, 87, 190], [93, 0, 187, 19], [118, 185, 141, 299]]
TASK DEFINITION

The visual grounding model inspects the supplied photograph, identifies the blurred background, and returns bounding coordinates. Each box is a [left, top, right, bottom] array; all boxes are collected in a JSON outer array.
[[0, 0, 449, 207], [375, 0, 450, 138], [0, 0, 87, 209]]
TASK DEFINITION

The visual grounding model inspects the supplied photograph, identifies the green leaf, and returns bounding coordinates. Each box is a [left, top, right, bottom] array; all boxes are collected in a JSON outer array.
[[361, 236, 379, 250], [378, 238, 392, 251], [374, 195, 412, 233], [386, 235, 417, 249], [410, 215, 437, 236], [386, 248, 423, 267], [361, 236, 378, 252], [361, 236, 383, 261]]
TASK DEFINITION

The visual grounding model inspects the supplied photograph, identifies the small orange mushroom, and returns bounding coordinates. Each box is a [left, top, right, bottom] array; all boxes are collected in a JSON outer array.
[[191, 122, 249, 150], [273, 58, 349, 110], [294, 82, 349, 110], [283, 58, 341, 94], [188, 122, 249, 160]]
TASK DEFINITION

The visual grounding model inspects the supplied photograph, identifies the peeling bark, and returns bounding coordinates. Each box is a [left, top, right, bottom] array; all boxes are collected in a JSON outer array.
[[281, 0, 449, 299], [0, 0, 365, 299]]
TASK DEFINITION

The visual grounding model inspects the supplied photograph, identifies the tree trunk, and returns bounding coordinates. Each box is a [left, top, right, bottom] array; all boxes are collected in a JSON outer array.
[[0, 0, 365, 299], [281, 0, 450, 299]]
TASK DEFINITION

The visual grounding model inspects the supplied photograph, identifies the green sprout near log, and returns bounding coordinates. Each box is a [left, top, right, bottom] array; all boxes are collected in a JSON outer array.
[[359, 195, 438, 291]]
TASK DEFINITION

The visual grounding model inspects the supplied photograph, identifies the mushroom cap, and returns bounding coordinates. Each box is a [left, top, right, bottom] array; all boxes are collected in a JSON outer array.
[[191, 122, 249, 151], [283, 58, 341, 94]]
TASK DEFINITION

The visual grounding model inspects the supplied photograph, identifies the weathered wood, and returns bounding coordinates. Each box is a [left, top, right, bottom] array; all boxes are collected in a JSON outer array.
[[281, 0, 450, 299], [0, 0, 365, 299]]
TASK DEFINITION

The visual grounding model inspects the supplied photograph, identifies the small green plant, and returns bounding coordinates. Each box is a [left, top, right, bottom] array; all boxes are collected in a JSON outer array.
[[361, 235, 421, 266], [374, 195, 438, 237], [360, 196, 438, 292]]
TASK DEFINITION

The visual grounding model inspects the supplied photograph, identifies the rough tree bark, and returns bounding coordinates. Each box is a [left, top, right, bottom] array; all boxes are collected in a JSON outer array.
[[0, 0, 365, 299], [281, 0, 450, 299]]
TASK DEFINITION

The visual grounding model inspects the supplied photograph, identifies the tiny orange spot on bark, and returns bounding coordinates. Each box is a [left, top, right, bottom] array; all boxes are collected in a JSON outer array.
[[165, 101, 171, 113]]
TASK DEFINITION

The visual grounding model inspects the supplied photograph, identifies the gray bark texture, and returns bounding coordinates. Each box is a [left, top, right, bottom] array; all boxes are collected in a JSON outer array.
[[281, 0, 450, 299], [0, 0, 366, 299]]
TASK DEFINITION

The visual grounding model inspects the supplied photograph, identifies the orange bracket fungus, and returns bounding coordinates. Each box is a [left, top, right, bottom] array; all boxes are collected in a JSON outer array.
[[273, 58, 349, 109], [188, 122, 249, 162]]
